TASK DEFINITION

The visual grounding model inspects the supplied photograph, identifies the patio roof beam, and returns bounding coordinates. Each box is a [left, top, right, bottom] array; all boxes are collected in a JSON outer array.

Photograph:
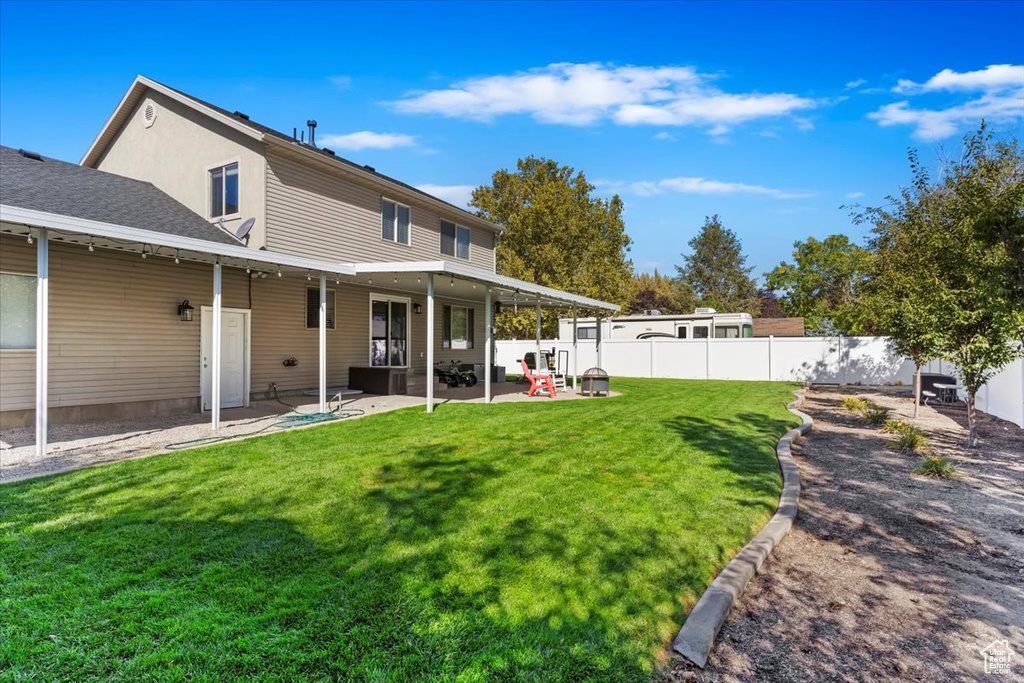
[[352, 260, 619, 312], [485, 289, 492, 403], [319, 273, 327, 414], [35, 228, 49, 458], [211, 259, 222, 430], [426, 274, 435, 414]]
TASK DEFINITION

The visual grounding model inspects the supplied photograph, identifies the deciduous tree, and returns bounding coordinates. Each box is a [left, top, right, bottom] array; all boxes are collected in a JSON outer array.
[[471, 157, 633, 338], [764, 234, 871, 335]]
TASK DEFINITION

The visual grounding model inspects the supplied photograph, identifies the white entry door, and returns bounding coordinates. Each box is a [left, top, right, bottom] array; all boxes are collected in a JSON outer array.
[[201, 308, 250, 410]]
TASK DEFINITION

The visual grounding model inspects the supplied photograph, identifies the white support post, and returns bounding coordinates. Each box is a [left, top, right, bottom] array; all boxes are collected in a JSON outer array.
[[535, 302, 542, 371], [705, 331, 711, 380], [426, 274, 435, 413], [571, 308, 578, 389], [318, 273, 327, 413], [211, 259, 222, 430], [35, 229, 48, 458], [768, 335, 775, 382], [485, 289, 493, 403], [596, 314, 603, 369]]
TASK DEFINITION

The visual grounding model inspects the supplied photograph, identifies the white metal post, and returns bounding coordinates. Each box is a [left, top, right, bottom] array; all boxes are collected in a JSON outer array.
[[571, 308, 578, 389], [768, 335, 775, 381], [705, 331, 711, 380], [535, 302, 542, 371], [426, 274, 435, 413], [35, 229, 48, 458], [596, 314, 603, 369], [211, 259, 222, 430], [319, 273, 327, 413], [484, 289, 493, 403]]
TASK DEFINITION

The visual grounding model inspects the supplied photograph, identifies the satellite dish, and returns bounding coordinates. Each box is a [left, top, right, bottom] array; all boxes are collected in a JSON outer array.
[[235, 217, 256, 242]]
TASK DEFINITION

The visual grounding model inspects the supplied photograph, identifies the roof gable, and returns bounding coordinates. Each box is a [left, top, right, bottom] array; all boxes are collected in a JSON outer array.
[[81, 76, 501, 234]]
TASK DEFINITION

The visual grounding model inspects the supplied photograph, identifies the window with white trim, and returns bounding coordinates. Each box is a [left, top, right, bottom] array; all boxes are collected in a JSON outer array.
[[0, 273, 36, 349], [305, 287, 336, 329], [370, 297, 409, 366], [443, 305, 474, 349], [210, 163, 239, 218], [382, 199, 410, 245], [440, 220, 470, 260]]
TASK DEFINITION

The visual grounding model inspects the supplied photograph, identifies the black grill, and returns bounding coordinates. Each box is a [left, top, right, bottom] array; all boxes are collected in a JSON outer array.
[[581, 367, 610, 396]]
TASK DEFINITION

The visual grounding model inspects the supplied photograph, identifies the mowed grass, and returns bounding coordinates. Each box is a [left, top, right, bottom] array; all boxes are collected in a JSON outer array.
[[0, 379, 799, 682]]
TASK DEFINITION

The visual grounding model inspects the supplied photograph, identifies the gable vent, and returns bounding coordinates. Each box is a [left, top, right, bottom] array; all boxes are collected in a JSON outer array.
[[143, 101, 157, 128]]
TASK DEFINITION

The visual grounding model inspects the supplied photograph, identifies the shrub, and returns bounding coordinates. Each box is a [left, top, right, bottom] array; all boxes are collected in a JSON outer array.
[[842, 396, 871, 413], [889, 425, 929, 453], [881, 419, 908, 434], [862, 406, 891, 425], [913, 456, 957, 478]]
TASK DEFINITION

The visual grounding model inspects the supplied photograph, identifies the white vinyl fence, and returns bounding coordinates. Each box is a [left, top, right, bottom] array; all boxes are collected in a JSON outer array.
[[495, 337, 1024, 428]]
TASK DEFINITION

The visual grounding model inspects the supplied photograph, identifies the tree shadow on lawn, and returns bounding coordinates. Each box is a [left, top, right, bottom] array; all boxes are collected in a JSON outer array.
[[3, 439, 713, 682]]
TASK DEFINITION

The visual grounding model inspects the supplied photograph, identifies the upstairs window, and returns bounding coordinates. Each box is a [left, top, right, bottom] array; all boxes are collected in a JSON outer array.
[[440, 220, 470, 260], [382, 199, 410, 245], [443, 305, 474, 349], [305, 287, 337, 329], [210, 163, 239, 218]]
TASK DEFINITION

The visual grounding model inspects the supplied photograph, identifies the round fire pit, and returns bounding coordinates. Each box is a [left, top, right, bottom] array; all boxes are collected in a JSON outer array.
[[581, 367, 610, 396]]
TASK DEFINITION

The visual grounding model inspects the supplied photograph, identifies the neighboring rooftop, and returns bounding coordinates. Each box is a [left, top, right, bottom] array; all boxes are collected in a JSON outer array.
[[0, 145, 239, 245], [80, 75, 501, 233]]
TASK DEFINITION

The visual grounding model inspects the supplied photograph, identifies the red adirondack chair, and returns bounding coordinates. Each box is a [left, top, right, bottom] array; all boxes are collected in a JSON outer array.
[[521, 359, 557, 398]]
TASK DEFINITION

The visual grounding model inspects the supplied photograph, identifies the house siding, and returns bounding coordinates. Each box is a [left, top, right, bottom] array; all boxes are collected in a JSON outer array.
[[0, 235, 247, 413], [265, 147, 495, 270]]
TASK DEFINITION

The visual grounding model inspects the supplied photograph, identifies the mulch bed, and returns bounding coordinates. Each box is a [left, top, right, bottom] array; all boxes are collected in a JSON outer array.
[[663, 386, 1024, 682]]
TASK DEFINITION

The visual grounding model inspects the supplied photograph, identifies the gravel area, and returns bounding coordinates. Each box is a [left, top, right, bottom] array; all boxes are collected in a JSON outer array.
[[665, 386, 1024, 682], [1, 383, 610, 484]]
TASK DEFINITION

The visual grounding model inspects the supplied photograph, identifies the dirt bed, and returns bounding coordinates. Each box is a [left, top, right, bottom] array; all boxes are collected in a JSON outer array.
[[666, 386, 1024, 682]]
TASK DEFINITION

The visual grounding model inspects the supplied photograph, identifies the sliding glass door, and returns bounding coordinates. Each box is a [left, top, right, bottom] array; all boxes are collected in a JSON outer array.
[[370, 296, 409, 367]]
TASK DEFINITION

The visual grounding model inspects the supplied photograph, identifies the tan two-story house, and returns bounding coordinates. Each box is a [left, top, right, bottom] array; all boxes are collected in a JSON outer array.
[[0, 76, 617, 452]]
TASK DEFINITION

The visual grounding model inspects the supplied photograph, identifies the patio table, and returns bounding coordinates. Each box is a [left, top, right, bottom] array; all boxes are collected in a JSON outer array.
[[933, 382, 966, 404]]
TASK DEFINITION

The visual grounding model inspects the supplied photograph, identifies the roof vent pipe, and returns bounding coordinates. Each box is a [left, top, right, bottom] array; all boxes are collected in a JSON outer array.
[[307, 119, 317, 147]]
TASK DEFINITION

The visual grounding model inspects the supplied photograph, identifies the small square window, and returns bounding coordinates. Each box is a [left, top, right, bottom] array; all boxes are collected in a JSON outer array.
[[440, 220, 470, 260], [306, 287, 336, 329]]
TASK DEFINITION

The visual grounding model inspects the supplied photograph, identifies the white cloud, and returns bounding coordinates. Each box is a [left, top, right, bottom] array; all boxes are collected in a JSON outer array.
[[389, 62, 819, 134], [416, 184, 475, 207], [893, 64, 1024, 94], [318, 131, 417, 151], [794, 117, 815, 131], [595, 176, 811, 200], [329, 75, 352, 89], [873, 64, 1024, 140], [653, 131, 677, 141], [845, 191, 865, 199], [845, 78, 868, 90]]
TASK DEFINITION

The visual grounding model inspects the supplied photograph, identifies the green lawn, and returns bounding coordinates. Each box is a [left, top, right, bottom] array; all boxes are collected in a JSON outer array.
[[0, 378, 799, 682]]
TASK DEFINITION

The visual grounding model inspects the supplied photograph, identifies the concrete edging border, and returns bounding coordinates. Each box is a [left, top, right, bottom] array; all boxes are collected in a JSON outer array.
[[672, 390, 813, 668]]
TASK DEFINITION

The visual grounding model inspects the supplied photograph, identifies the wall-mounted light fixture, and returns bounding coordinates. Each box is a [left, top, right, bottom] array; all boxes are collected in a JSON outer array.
[[413, 303, 423, 315], [178, 300, 194, 322]]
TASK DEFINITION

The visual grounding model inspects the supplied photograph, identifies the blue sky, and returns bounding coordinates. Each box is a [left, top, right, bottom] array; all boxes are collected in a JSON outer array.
[[2, 1, 1022, 280]]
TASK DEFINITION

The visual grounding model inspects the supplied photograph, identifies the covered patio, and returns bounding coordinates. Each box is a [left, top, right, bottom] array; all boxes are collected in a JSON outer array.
[[1, 206, 618, 466]]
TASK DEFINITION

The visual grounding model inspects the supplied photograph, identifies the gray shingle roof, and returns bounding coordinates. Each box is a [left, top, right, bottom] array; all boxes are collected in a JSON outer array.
[[0, 145, 239, 245]]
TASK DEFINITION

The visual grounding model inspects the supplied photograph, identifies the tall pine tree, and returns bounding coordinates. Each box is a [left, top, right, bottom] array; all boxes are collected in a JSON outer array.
[[675, 215, 760, 315]]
